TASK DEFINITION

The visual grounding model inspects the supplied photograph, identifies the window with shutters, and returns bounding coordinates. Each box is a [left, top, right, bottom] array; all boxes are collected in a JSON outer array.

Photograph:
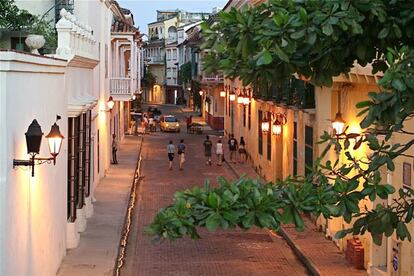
[[267, 111, 271, 161], [305, 126, 314, 177], [293, 122, 298, 176], [258, 110, 263, 155]]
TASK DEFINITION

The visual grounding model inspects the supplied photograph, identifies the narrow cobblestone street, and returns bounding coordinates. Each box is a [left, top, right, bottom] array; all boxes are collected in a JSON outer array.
[[123, 105, 308, 276]]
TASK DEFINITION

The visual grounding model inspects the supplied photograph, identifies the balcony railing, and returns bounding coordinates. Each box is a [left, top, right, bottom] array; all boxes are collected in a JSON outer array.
[[148, 56, 164, 64], [110, 77, 136, 97], [202, 73, 224, 83], [254, 78, 315, 109]]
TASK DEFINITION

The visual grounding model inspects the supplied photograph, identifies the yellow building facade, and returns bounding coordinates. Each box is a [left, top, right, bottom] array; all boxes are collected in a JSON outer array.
[[219, 1, 413, 275], [222, 65, 414, 275]]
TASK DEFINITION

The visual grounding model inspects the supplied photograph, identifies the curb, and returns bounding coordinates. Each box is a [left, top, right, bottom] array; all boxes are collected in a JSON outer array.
[[224, 159, 321, 276], [114, 136, 144, 275]]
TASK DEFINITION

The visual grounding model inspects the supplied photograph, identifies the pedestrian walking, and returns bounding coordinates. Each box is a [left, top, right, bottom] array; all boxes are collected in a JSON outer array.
[[203, 135, 213, 165], [228, 134, 238, 163], [177, 139, 186, 170], [216, 139, 223, 166], [186, 115, 192, 133], [238, 136, 247, 163], [167, 140, 175, 170], [112, 134, 118, 164]]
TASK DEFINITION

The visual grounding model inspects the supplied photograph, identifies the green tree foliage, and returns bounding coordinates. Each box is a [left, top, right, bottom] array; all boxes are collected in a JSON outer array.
[[142, 71, 156, 90], [0, 0, 57, 51], [180, 62, 192, 85], [147, 0, 414, 245], [202, 0, 414, 92], [0, 0, 32, 30]]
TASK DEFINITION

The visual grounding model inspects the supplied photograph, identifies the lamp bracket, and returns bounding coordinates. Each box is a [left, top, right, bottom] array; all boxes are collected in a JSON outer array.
[[13, 156, 56, 177], [270, 112, 288, 125]]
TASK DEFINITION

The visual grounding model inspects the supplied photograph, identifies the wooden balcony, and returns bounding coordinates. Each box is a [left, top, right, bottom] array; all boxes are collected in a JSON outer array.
[[110, 77, 138, 101]]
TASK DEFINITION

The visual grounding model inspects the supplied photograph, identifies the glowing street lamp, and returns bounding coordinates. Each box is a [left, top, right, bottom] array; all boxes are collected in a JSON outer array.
[[332, 111, 346, 135], [199, 90, 203, 96], [271, 113, 287, 136], [229, 90, 236, 102], [220, 90, 226, 98], [13, 116, 64, 177], [46, 122, 64, 164], [261, 116, 270, 133], [107, 96, 115, 111]]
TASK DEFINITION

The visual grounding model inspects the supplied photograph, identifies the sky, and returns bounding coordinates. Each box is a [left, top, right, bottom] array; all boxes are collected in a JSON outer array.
[[117, 0, 228, 34]]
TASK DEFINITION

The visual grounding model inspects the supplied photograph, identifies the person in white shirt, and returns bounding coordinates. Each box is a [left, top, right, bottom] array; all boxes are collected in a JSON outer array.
[[216, 139, 223, 166], [167, 140, 175, 170]]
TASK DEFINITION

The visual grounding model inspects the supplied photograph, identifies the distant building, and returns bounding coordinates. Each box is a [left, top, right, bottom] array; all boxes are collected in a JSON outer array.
[[144, 9, 211, 104]]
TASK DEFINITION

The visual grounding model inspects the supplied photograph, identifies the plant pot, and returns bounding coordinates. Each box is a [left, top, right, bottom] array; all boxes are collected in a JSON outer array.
[[25, 34, 45, 55]]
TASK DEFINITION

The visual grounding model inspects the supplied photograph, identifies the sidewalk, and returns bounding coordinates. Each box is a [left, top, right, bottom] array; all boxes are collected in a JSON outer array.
[[57, 135, 142, 276], [223, 149, 366, 276]]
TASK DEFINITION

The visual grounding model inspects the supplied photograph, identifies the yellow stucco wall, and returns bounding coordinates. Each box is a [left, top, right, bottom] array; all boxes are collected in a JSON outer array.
[[223, 69, 413, 275]]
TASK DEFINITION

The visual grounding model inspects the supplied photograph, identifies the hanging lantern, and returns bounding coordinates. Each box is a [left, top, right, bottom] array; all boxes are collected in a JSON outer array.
[[242, 96, 250, 105], [46, 122, 64, 164], [237, 95, 244, 104], [272, 119, 282, 136], [220, 90, 226, 97], [272, 114, 287, 136], [332, 112, 346, 135], [229, 91, 236, 102], [262, 116, 270, 133], [107, 96, 115, 110], [199, 90, 203, 96]]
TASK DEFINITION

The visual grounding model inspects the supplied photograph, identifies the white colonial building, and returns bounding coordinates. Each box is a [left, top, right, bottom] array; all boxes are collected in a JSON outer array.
[[0, 0, 142, 275]]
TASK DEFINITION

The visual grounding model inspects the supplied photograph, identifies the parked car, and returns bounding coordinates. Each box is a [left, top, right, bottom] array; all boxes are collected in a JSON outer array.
[[160, 115, 180, 132]]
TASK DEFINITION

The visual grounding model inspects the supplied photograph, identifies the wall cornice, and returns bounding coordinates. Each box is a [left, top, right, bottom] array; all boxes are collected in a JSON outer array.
[[67, 55, 99, 69], [0, 51, 67, 74]]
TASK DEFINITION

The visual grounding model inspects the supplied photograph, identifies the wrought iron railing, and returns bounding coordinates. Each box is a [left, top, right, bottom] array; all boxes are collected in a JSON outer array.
[[202, 72, 224, 83], [254, 78, 315, 109]]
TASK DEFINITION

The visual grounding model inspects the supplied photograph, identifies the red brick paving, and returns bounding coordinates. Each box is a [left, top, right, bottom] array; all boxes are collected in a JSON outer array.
[[124, 105, 309, 276]]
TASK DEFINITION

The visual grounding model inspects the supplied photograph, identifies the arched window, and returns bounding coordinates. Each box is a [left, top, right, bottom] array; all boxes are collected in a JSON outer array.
[[168, 26, 177, 41]]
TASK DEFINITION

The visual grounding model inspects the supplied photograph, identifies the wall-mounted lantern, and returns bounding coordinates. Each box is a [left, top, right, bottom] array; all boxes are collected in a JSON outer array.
[[132, 94, 137, 101], [242, 89, 250, 105], [107, 96, 115, 111], [271, 113, 287, 136], [13, 116, 64, 177], [220, 90, 226, 98], [332, 111, 346, 136], [261, 115, 270, 133], [237, 94, 244, 104], [199, 90, 203, 96], [229, 90, 236, 102]]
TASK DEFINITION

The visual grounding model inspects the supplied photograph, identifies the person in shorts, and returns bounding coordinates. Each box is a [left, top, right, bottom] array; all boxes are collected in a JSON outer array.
[[167, 140, 175, 170], [203, 135, 213, 165], [177, 139, 186, 170], [238, 136, 247, 163], [228, 134, 238, 163]]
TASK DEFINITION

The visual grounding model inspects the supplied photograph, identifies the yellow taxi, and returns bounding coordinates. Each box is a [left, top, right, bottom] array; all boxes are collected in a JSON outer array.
[[160, 115, 180, 132]]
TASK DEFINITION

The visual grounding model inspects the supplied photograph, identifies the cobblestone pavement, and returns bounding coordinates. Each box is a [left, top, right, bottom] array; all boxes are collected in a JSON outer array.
[[123, 105, 308, 276]]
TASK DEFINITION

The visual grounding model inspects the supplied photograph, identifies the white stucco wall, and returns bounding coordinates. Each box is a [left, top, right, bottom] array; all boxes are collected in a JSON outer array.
[[0, 52, 68, 276]]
